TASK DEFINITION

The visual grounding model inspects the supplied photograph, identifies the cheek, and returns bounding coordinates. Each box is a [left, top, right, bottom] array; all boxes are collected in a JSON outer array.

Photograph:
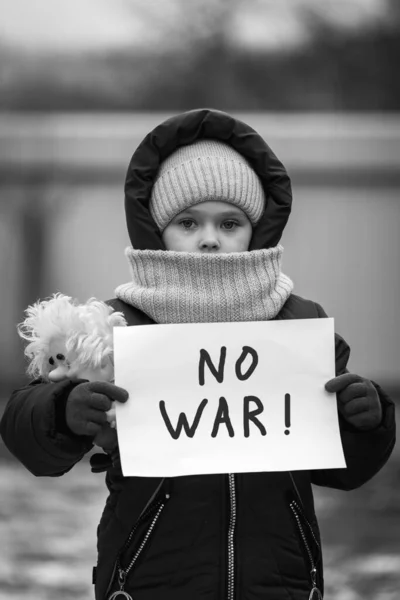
[[230, 225, 252, 251], [161, 227, 175, 250], [162, 227, 193, 251], [244, 227, 253, 250]]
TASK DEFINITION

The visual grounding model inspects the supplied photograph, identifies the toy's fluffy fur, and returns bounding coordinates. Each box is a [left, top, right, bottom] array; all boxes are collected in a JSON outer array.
[[18, 293, 127, 380]]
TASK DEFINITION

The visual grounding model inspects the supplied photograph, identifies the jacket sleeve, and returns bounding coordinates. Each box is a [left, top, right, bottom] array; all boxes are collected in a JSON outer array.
[[310, 303, 396, 490], [0, 379, 93, 477]]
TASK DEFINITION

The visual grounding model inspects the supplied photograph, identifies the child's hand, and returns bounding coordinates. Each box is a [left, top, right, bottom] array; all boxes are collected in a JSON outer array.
[[66, 381, 128, 437], [325, 373, 382, 430]]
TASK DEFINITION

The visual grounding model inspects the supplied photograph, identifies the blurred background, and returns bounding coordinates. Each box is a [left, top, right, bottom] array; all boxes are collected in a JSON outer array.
[[0, 0, 399, 599]]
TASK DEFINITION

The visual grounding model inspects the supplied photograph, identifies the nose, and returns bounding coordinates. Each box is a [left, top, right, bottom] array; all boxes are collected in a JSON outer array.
[[199, 229, 220, 252]]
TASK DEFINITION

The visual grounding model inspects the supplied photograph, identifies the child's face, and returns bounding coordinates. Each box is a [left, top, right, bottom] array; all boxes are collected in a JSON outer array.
[[162, 201, 253, 253]]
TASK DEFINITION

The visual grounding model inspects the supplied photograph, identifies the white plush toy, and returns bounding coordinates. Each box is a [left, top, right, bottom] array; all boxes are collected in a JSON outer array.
[[18, 293, 127, 426]]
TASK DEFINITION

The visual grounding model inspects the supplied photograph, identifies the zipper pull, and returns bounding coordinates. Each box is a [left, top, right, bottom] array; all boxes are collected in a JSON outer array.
[[107, 569, 133, 600], [309, 589, 323, 600], [108, 591, 133, 600], [118, 569, 126, 588], [309, 568, 323, 599]]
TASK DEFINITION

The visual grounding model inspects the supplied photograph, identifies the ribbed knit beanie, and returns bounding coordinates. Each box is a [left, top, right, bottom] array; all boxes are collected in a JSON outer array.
[[150, 140, 266, 231]]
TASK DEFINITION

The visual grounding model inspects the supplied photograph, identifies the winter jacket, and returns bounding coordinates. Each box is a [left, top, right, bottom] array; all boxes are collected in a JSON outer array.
[[0, 109, 396, 600]]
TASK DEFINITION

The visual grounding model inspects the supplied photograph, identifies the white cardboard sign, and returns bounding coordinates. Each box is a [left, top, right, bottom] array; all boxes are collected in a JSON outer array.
[[114, 319, 346, 477]]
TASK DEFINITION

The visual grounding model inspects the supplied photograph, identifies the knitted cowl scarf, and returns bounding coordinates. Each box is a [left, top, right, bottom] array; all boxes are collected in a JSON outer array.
[[115, 245, 293, 324]]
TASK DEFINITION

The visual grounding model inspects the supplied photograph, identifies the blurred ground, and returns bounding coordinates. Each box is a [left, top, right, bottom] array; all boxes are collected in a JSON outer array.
[[0, 400, 398, 600]]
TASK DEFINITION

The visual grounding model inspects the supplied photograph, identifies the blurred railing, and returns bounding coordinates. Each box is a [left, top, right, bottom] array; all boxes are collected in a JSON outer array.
[[1, 112, 400, 182], [1, 112, 400, 394]]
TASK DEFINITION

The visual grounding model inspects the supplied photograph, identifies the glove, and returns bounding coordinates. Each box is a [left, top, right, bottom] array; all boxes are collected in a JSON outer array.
[[325, 373, 382, 430], [66, 381, 128, 437]]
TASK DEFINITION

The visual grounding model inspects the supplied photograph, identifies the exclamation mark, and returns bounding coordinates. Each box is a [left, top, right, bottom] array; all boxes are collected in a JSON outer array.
[[284, 393, 291, 435]]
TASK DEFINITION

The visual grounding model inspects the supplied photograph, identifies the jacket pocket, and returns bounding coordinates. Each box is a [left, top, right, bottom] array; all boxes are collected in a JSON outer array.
[[106, 489, 170, 600], [289, 498, 323, 599]]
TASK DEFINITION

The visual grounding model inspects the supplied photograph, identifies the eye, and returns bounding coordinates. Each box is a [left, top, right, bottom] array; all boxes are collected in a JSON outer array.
[[222, 220, 238, 230], [56, 353, 65, 361], [48, 357, 55, 366], [179, 219, 196, 230]]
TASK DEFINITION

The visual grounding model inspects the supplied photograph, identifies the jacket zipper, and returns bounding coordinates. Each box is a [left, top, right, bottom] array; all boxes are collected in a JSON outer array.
[[289, 499, 323, 600], [227, 473, 237, 600], [107, 493, 169, 600]]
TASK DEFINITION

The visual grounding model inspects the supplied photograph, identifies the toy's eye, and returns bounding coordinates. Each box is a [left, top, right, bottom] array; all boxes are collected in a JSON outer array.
[[48, 357, 55, 366], [56, 353, 65, 361]]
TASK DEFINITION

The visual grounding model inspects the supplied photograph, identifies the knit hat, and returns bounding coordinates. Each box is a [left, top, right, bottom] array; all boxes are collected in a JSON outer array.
[[149, 140, 266, 231]]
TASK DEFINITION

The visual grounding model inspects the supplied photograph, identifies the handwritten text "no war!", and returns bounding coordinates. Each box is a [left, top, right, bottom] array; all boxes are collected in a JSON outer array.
[[159, 346, 292, 440]]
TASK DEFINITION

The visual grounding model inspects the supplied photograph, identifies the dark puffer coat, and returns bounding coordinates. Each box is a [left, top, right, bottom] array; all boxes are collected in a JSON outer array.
[[0, 110, 396, 600]]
